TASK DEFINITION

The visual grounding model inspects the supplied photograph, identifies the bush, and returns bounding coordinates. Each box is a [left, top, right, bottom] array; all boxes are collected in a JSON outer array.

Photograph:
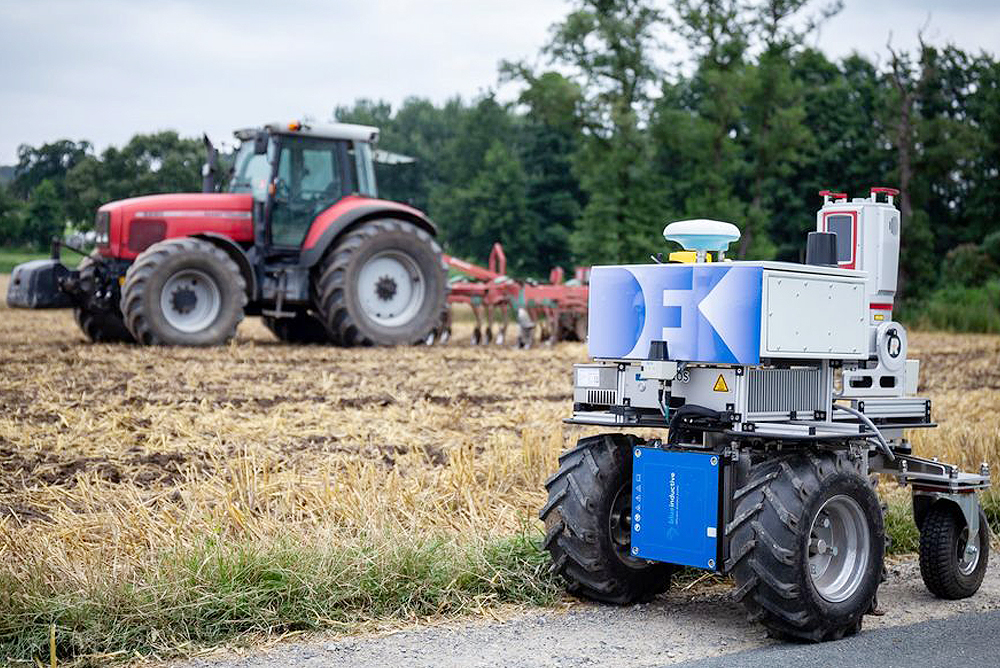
[[941, 243, 998, 287], [898, 280, 1000, 333]]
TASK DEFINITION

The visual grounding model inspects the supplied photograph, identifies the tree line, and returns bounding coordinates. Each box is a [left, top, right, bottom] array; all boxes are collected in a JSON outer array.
[[1, 0, 998, 311]]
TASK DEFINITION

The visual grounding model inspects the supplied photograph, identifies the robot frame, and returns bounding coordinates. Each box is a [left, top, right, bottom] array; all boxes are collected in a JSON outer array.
[[540, 187, 991, 642]]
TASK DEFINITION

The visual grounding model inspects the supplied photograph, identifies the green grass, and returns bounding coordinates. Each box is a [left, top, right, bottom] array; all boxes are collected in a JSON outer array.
[[0, 247, 48, 274], [4, 499, 997, 666], [0, 530, 559, 666], [898, 280, 1000, 333]]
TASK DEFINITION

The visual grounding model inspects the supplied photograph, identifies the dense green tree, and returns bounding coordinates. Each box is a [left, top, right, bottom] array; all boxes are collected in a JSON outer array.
[[0, 184, 25, 246], [434, 141, 538, 275], [22, 180, 64, 249], [11, 140, 92, 201], [540, 0, 666, 264]]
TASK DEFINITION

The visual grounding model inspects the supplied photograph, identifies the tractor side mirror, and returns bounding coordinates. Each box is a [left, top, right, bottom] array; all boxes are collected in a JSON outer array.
[[254, 132, 268, 155]]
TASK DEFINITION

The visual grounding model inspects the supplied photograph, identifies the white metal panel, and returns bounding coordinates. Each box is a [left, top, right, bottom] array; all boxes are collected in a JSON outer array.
[[761, 270, 867, 359], [876, 208, 900, 295]]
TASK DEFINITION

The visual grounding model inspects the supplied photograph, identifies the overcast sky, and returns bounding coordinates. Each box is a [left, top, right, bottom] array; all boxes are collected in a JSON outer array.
[[1, 0, 997, 165]]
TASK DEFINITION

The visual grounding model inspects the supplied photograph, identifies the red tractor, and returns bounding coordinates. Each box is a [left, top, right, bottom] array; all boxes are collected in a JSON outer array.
[[6, 121, 448, 346]]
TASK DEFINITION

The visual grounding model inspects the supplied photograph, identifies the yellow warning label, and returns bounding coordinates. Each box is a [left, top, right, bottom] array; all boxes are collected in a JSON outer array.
[[713, 374, 729, 392]]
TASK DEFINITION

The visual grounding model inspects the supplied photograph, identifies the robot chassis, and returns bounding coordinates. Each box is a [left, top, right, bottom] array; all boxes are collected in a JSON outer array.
[[540, 188, 991, 641]]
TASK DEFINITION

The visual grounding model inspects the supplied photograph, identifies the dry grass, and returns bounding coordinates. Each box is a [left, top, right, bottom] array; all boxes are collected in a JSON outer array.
[[1, 272, 999, 663]]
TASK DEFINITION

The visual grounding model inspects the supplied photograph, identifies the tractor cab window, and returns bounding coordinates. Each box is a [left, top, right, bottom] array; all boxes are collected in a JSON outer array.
[[229, 141, 274, 202], [825, 214, 854, 264], [350, 141, 378, 197], [270, 136, 346, 247]]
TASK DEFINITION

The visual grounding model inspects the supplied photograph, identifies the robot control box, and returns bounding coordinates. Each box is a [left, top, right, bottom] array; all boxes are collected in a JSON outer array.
[[631, 447, 721, 570]]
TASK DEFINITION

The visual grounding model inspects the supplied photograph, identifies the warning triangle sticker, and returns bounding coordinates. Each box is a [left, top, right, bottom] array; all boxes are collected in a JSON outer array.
[[713, 374, 729, 392]]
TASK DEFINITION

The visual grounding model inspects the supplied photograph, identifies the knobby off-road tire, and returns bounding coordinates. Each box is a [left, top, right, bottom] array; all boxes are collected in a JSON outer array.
[[729, 450, 884, 641], [262, 312, 330, 344], [540, 433, 674, 604], [121, 238, 247, 346], [73, 254, 134, 343], [919, 503, 989, 599], [314, 220, 447, 346]]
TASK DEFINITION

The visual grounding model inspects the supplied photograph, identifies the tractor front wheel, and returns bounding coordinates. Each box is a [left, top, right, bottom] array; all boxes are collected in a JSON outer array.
[[121, 238, 247, 346], [540, 433, 674, 604], [729, 450, 884, 641]]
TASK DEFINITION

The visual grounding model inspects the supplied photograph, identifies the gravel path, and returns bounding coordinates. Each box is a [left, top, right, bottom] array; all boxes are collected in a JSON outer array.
[[167, 556, 1000, 668]]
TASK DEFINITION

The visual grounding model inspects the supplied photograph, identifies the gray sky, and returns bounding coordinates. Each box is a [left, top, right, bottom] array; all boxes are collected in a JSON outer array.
[[1, 0, 997, 165]]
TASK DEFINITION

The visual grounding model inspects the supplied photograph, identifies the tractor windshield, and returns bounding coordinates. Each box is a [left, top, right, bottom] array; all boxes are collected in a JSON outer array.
[[229, 141, 273, 201]]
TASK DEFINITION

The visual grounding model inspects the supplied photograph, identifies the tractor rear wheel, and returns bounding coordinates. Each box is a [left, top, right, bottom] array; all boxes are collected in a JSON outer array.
[[919, 503, 989, 599], [314, 220, 446, 346], [262, 312, 330, 344], [121, 238, 247, 346], [73, 254, 134, 343], [730, 450, 884, 641], [540, 433, 674, 604]]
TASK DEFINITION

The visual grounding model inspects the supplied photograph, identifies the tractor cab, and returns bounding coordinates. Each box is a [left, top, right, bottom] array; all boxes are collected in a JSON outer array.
[[227, 121, 380, 253]]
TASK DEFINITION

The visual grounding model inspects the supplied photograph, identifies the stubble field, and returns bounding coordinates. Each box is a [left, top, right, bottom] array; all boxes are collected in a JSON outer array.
[[1, 273, 999, 665]]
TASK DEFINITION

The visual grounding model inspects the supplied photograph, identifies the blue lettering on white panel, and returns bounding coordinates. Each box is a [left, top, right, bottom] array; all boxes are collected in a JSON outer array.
[[588, 264, 763, 364]]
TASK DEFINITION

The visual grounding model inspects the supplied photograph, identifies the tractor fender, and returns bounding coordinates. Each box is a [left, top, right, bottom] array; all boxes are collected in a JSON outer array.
[[299, 199, 438, 268], [190, 233, 256, 300]]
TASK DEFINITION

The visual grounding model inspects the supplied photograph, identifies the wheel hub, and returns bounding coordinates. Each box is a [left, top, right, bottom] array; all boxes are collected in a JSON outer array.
[[609, 483, 646, 568], [375, 275, 398, 301], [958, 527, 981, 575], [159, 269, 222, 333], [808, 494, 870, 603], [356, 251, 427, 327], [170, 286, 198, 315]]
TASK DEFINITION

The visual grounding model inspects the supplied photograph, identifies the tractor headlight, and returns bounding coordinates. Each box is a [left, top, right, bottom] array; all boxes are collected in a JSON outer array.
[[94, 210, 110, 246]]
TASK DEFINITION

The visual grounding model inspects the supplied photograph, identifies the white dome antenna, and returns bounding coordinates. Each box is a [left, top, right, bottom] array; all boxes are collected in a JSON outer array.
[[663, 219, 741, 261]]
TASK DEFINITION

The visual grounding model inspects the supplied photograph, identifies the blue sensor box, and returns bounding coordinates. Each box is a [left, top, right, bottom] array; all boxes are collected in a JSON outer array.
[[631, 447, 721, 570]]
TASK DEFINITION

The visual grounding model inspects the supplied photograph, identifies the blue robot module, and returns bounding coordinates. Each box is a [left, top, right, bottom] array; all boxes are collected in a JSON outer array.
[[540, 188, 991, 641]]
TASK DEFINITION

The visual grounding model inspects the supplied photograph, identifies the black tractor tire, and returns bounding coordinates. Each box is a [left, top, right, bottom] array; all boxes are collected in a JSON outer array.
[[919, 503, 989, 600], [729, 450, 884, 642], [539, 433, 674, 604], [262, 312, 330, 344], [314, 220, 447, 346], [121, 238, 247, 346], [73, 254, 134, 343]]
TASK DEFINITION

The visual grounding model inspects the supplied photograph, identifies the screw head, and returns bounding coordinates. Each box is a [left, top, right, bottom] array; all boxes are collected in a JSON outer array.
[[707, 559, 716, 568], [710, 456, 719, 466], [632, 546, 640, 555], [635, 448, 641, 458], [634, 523, 640, 532]]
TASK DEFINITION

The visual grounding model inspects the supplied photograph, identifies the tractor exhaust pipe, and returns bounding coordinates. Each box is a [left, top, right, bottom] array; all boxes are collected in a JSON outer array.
[[201, 133, 218, 193]]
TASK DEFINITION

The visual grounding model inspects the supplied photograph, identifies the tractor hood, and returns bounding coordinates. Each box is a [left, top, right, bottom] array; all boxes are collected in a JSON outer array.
[[100, 192, 253, 216], [98, 193, 254, 259]]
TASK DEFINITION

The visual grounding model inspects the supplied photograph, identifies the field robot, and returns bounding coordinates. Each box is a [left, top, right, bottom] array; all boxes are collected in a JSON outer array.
[[541, 188, 991, 641]]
